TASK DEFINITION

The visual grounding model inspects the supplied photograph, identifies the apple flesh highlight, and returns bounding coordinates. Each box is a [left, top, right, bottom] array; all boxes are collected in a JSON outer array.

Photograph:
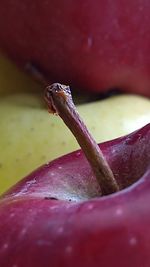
[[0, 125, 150, 266]]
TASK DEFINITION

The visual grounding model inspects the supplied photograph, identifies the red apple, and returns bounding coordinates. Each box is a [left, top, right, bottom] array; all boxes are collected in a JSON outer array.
[[0, 1, 150, 96], [0, 84, 150, 267], [0, 124, 150, 267]]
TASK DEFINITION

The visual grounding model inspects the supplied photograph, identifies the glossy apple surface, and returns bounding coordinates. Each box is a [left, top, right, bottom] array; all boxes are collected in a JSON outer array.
[[1, 93, 150, 194], [0, 1, 150, 95], [0, 124, 150, 267]]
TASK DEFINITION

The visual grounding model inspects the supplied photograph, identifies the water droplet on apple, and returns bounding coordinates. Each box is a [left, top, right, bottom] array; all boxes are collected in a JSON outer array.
[[87, 36, 93, 48], [57, 226, 64, 234], [115, 208, 123, 216], [87, 204, 94, 210], [129, 236, 138, 246], [10, 212, 15, 218], [1, 243, 9, 251], [49, 205, 58, 211], [139, 5, 144, 11], [20, 228, 27, 237], [75, 151, 81, 157], [65, 245, 73, 254]]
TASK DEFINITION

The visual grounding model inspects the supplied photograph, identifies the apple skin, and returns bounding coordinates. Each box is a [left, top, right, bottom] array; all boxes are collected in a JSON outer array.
[[0, 93, 150, 195], [0, 124, 150, 267], [0, 1, 150, 96]]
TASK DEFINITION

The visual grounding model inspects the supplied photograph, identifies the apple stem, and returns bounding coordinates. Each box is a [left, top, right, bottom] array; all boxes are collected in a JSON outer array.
[[45, 83, 119, 196]]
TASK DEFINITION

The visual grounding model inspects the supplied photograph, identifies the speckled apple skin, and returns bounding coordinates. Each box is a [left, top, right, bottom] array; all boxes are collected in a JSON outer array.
[[0, 1, 150, 96], [0, 124, 150, 267]]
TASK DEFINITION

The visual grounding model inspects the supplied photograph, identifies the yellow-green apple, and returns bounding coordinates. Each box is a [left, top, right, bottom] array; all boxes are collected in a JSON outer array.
[[0, 84, 149, 267], [0, 92, 150, 194], [0, 53, 42, 95], [0, 1, 150, 96]]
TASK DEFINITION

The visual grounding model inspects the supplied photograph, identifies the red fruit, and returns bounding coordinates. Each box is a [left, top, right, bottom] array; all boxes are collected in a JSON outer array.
[[0, 1, 150, 95], [0, 124, 150, 267], [0, 83, 150, 267]]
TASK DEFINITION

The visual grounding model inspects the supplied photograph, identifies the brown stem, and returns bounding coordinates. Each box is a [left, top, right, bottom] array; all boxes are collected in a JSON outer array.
[[44, 83, 119, 196]]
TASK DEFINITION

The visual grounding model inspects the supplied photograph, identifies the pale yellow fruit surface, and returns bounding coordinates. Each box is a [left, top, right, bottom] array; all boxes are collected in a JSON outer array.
[[0, 53, 42, 95], [0, 93, 150, 194]]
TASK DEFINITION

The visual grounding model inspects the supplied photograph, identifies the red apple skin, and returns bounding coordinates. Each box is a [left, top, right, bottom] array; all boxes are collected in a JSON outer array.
[[0, 124, 150, 267], [0, 1, 150, 96]]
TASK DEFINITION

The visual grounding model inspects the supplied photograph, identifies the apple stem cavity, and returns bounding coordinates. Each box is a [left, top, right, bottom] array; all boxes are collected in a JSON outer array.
[[44, 83, 119, 196]]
